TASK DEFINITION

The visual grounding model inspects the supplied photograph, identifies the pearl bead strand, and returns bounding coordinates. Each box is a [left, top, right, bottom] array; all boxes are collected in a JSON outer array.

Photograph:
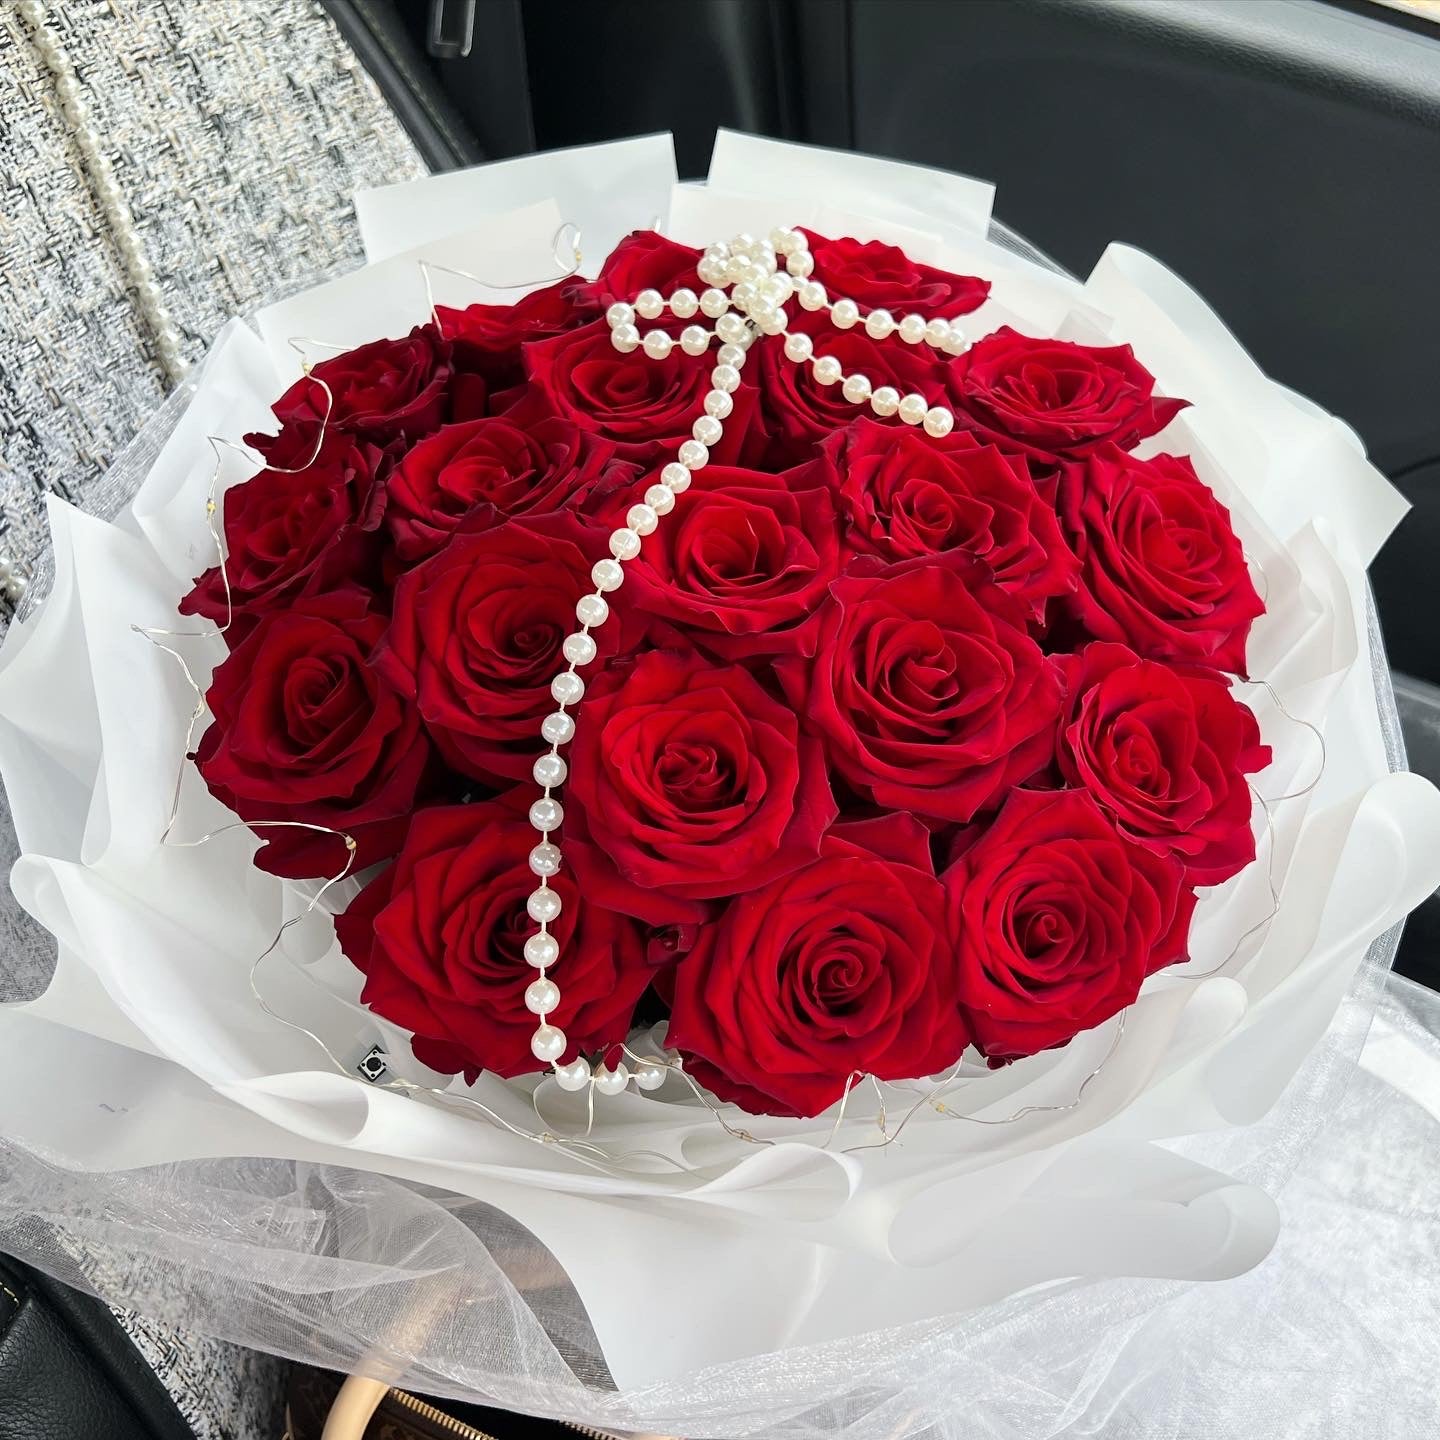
[[522, 273, 751, 1093], [528, 225, 976, 1096], [18, 0, 186, 385]]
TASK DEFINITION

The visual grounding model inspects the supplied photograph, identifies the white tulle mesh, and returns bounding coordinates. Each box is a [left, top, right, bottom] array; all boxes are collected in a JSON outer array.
[[0, 208, 1434, 1438], [0, 964, 1435, 1438]]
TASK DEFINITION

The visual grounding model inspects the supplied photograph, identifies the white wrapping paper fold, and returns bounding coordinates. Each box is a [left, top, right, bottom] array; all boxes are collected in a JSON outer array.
[[1, 134, 1437, 1422]]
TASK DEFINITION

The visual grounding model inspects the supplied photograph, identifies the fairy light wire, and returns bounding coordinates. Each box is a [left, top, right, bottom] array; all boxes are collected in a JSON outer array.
[[128, 233, 1328, 1172]]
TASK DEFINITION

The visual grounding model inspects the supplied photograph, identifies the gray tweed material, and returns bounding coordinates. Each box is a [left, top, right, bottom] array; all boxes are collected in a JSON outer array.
[[0, 2, 425, 1435]]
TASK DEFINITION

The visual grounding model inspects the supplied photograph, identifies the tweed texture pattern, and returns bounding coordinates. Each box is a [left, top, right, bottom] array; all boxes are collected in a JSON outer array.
[[0, 3, 425, 1434]]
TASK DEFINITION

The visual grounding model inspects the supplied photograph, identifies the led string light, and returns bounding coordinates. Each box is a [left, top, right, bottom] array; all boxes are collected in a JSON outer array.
[[132, 230, 1322, 1167]]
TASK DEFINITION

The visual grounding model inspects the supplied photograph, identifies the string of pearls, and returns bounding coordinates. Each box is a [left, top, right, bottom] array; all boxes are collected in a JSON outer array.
[[18, 0, 186, 385], [525, 226, 974, 1097]]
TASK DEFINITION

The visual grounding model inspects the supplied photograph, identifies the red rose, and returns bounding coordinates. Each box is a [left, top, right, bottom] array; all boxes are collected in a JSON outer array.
[[437, 276, 594, 412], [336, 798, 650, 1079], [944, 788, 1195, 1059], [385, 407, 627, 565], [754, 318, 949, 465], [377, 516, 630, 786], [179, 430, 385, 640], [780, 560, 1062, 823], [820, 419, 1078, 620], [521, 318, 760, 464], [950, 328, 1186, 466], [270, 325, 452, 445], [605, 460, 845, 660], [568, 230, 703, 310], [802, 230, 990, 316], [1056, 446, 1265, 674], [565, 650, 837, 925], [195, 588, 430, 879], [668, 818, 968, 1117], [1058, 642, 1270, 885]]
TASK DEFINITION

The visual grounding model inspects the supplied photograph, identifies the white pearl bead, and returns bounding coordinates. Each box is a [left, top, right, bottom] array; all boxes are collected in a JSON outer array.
[[766, 271, 795, 300], [898, 393, 929, 425], [768, 225, 794, 251], [797, 281, 827, 311], [680, 326, 711, 357], [668, 287, 699, 318], [899, 313, 927, 344], [699, 288, 730, 318], [864, 308, 895, 339], [610, 324, 640, 354], [924, 318, 950, 347], [813, 355, 843, 386], [697, 256, 727, 286], [635, 289, 664, 320], [661, 461, 691, 489], [678, 439, 709, 469], [530, 797, 564, 832], [642, 330, 673, 360], [527, 887, 563, 924], [716, 313, 749, 344], [525, 932, 560, 968], [593, 1063, 629, 1097], [871, 385, 901, 417], [541, 710, 576, 745], [943, 324, 968, 356], [626, 502, 659, 536], [525, 977, 561, 1014], [716, 343, 748, 369], [743, 260, 772, 286], [692, 415, 723, 447], [576, 593, 609, 627], [730, 282, 757, 310], [554, 1058, 591, 1092], [786, 250, 814, 278], [842, 373, 872, 404], [591, 558, 624, 592], [533, 753, 568, 788], [731, 231, 757, 252], [634, 1059, 667, 1091], [924, 406, 956, 437], [531, 1025, 567, 1063], [711, 363, 741, 393], [606, 302, 634, 329], [609, 528, 642, 561], [746, 294, 776, 322], [725, 254, 751, 283], [784, 332, 813, 363], [529, 841, 563, 876], [563, 631, 598, 665], [831, 298, 860, 330], [551, 671, 585, 705], [645, 483, 675, 515], [704, 388, 733, 419]]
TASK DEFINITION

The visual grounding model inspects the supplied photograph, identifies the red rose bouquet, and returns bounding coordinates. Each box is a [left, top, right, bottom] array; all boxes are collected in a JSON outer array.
[[176, 219, 1278, 1119], [2, 134, 1435, 1427]]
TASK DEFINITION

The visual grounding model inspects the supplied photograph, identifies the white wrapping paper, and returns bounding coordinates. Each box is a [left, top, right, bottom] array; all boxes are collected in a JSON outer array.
[[1, 134, 1437, 1425]]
